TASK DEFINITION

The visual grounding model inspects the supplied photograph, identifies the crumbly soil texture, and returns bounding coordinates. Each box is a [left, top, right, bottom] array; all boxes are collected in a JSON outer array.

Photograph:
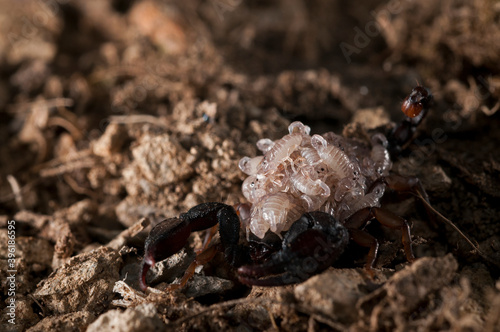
[[1, 1, 499, 331]]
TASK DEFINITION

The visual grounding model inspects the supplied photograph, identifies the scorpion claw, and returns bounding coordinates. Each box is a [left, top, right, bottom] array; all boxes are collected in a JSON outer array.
[[140, 256, 155, 292], [139, 203, 244, 291], [238, 212, 349, 286]]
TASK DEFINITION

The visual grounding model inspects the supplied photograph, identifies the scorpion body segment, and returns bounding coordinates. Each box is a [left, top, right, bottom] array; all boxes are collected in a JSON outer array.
[[290, 166, 330, 198], [300, 147, 322, 165], [401, 85, 431, 118], [259, 133, 302, 173], [370, 133, 392, 176], [311, 134, 361, 181], [249, 192, 305, 238]]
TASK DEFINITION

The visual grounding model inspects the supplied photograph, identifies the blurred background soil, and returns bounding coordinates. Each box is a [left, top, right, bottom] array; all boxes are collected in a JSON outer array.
[[0, 0, 499, 331]]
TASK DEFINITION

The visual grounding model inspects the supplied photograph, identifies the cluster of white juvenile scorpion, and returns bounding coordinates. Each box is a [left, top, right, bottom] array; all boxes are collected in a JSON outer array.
[[239, 121, 392, 239]]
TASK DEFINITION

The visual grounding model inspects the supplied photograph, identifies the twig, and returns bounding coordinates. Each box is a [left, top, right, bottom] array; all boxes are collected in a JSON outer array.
[[47, 116, 83, 140], [0, 179, 38, 203], [6, 175, 25, 210], [267, 305, 279, 330], [63, 174, 98, 198], [168, 295, 349, 331], [168, 297, 275, 327], [31, 149, 92, 172], [109, 115, 168, 127], [310, 314, 347, 332], [28, 294, 46, 318], [7, 98, 74, 114], [106, 218, 150, 250], [414, 191, 484, 257], [40, 158, 96, 177]]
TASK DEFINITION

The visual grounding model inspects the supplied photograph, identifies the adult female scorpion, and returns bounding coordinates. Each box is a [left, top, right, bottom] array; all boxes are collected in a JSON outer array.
[[139, 86, 436, 291]]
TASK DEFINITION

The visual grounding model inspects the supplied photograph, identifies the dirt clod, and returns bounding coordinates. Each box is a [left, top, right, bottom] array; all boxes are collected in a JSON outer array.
[[33, 247, 122, 315], [86, 303, 165, 332], [26, 311, 96, 332]]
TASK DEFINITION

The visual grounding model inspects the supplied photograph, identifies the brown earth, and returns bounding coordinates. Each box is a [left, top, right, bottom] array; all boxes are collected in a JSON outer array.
[[0, 0, 499, 331]]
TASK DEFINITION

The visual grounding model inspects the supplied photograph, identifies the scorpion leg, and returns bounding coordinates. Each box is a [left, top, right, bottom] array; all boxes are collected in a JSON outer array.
[[370, 173, 434, 222], [385, 174, 482, 255], [384, 173, 438, 227], [198, 225, 218, 253], [345, 206, 415, 273], [165, 244, 221, 291], [140, 202, 243, 291], [372, 207, 415, 262], [238, 212, 349, 286], [384, 173, 429, 204], [348, 228, 379, 277]]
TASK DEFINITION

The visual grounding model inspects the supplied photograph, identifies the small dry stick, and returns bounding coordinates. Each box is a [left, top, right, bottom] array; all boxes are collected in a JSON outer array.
[[168, 297, 274, 327], [0, 179, 38, 203], [106, 218, 150, 250], [40, 158, 96, 177], [415, 191, 485, 257], [6, 175, 25, 211], [109, 115, 168, 127]]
